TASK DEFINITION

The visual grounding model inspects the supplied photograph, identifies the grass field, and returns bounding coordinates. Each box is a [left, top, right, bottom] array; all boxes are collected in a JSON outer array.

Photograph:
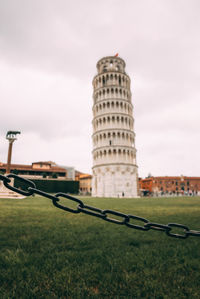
[[0, 195, 200, 299]]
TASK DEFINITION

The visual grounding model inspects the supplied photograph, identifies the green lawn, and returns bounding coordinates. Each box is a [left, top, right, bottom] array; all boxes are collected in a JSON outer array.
[[0, 195, 200, 298]]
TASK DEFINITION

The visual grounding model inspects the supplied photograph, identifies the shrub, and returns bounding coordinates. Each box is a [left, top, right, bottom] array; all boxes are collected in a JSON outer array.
[[12, 169, 19, 175], [52, 173, 58, 179]]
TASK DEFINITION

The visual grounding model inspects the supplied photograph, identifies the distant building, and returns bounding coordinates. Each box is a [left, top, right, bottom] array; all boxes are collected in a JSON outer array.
[[0, 161, 69, 179], [58, 165, 75, 180], [75, 171, 92, 194], [139, 176, 200, 196], [79, 174, 92, 194]]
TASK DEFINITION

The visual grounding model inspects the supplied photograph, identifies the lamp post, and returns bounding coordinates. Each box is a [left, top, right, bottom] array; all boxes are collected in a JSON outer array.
[[6, 131, 21, 174]]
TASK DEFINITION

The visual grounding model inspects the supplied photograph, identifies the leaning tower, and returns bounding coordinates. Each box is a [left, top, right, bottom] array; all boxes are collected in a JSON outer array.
[[92, 55, 138, 198]]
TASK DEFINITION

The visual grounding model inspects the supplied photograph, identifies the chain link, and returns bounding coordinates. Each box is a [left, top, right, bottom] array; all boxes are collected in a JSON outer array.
[[0, 173, 200, 239]]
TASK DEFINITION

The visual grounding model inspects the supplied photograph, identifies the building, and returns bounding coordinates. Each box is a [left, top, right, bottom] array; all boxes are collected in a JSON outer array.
[[75, 171, 92, 194], [139, 176, 200, 195], [0, 161, 68, 179], [79, 174, 92, 194], [58, 165, 75, 180], [91, 55, 138, 197]]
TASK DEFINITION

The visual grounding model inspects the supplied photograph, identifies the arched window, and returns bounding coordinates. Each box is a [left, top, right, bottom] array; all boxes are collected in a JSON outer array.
[[116, 64, 120, 71]]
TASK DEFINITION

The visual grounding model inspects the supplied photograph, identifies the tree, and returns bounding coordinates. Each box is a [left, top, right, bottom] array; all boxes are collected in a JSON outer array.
[[12, 169, 19, 175]]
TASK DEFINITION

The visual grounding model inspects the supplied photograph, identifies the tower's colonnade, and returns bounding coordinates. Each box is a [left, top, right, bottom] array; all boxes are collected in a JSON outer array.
[[92, 56, 138, 198]]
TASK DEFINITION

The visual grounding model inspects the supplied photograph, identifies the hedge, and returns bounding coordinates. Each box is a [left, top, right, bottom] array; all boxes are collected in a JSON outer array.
[[14, 179, 79, 194]]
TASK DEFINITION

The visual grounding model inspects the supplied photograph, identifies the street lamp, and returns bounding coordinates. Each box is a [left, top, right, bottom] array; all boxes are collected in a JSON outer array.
[[6, 131, 21, 174]]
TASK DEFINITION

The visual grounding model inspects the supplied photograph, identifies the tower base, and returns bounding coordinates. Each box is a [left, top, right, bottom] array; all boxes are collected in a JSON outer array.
[[92, 164, 138, 198]]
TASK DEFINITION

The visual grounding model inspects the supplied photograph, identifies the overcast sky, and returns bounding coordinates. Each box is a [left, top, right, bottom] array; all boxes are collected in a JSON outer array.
[[0, 0, 199, 178]]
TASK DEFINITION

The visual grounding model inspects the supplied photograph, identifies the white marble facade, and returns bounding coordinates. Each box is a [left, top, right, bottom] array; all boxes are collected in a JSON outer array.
[[92, 56, 138, 198]]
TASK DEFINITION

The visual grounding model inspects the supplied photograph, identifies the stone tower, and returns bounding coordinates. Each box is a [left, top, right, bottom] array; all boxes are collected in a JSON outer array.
[[92, 56, 138, 198]]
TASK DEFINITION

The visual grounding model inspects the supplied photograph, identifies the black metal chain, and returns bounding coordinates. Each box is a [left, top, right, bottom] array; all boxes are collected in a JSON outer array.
[[0, 173, 200, 239]]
